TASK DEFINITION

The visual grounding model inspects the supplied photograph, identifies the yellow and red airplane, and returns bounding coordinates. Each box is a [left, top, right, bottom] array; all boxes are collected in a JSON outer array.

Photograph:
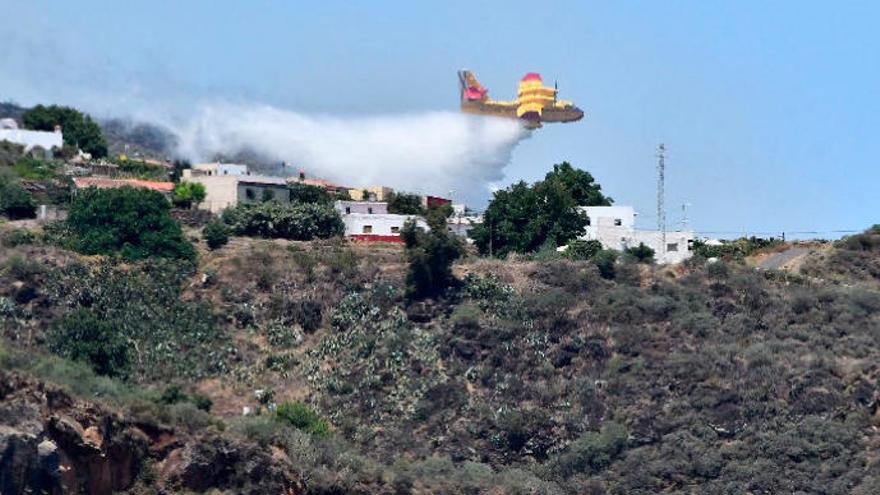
[[458, 69, 584, 129]]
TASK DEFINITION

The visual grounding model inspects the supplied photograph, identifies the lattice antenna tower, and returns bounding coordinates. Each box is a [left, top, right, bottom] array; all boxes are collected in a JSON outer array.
[[657, 143, 667, 257]]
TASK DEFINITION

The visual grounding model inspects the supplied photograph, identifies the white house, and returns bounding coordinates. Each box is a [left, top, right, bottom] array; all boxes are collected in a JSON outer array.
[[342, 213, 428, 241], [579, 206, 694, 264], [0, 119, 63, 152]]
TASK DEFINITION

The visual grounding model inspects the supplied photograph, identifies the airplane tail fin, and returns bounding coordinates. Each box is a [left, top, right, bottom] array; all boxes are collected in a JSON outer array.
[[458, 69, 488, 102]]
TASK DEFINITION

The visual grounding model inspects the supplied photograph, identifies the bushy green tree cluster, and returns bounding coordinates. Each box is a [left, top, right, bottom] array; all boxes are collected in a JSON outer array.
[[65, 186, 196, 262], [221, 201, 344, 240], [288, 182, 332, 204], [21, 104, 108, 158], [471, 162, 611, 257], [0, 173, 36, 219], [171, 181, 206, 209], [401, 211, 464, 299], [386, 191, 423, 214]]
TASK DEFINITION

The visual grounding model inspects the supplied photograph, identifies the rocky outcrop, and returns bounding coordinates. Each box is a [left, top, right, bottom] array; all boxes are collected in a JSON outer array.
[[0, 371, 149, 494], [0, 370, 302, 494]]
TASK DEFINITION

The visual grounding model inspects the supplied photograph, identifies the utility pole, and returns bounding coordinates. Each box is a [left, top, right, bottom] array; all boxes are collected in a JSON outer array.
[[657, 144, 667, 260]]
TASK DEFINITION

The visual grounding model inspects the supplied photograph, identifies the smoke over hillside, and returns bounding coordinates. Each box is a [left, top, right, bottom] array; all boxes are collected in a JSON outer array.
[[166, 103, 529, 201]]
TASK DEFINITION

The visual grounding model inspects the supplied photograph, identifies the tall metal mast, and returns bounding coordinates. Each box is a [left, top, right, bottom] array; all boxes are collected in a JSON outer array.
[[657, 144, 666, 259]]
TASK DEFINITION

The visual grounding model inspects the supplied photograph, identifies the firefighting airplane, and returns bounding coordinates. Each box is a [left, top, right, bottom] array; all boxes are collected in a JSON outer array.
[[458, 69, 584, 129]]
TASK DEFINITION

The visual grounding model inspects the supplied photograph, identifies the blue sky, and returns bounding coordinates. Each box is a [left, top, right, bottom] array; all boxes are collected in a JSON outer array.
[[2, 0, 878, 237]]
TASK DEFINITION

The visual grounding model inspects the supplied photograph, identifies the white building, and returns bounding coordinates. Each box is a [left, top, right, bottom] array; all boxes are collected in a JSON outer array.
[[342, 213, 428, 241], [579, 206, 694, 264], [0, 119, 63, 152]]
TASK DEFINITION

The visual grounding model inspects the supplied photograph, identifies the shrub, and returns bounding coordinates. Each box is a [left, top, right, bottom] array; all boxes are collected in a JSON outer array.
[[1, 228, 35, 247], [192, 393, 214, 412], [0, 179, 37, 219], [555, 422, 628, 476], [65, 186, 196, 262], [565, 239, 603, 260], [837, 225, 880, 252], [221, 201, 344, 240], [401, 216, 463, 299], [158, 385, 189, 405], [593, 249, 618, 279], [202, 217, 230, 250], [624, 242, 655, 263], [48, 309, 131, 378], [276, 401, 331, 437]]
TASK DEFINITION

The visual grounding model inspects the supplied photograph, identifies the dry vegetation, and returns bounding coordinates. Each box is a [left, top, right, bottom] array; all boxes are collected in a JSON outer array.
[[3, 223, 880, 494]]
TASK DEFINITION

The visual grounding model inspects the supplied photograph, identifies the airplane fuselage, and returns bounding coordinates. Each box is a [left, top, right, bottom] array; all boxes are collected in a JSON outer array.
[[458, 70, 585, 128]]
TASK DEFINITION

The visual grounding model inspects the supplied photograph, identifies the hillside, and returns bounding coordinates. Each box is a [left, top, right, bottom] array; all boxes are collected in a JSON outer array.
[[2, 224, 880, 494]]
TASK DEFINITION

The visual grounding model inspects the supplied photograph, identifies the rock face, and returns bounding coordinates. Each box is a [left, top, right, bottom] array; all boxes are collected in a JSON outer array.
[[0, 372, 148, 495], [0, 371, 302, 494]]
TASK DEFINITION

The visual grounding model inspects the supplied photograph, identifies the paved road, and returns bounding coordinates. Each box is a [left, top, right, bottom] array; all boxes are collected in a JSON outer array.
[[757, 247, 813, 270]]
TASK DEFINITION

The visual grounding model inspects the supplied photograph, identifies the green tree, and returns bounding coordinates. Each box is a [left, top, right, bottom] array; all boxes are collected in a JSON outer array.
[[221, 201, 344, 240], [471, 181, 586, 257], [171, 181, 206, 209], [289, 182, 332, 204], [401, 212, 464, 299], [66, 186, 196, 262], [387, 192, 424, 215], [543, 161, 613, 206], [21, 104, 108, 158], [202, 217, 230, 250], [49, 309, 130, 378]]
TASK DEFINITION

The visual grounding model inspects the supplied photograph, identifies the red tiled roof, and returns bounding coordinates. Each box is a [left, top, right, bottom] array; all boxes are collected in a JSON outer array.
[[522, 72, 542, 82], [73, 177, 175, 193]]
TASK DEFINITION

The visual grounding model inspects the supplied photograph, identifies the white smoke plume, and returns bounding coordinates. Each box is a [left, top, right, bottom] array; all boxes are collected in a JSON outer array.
[[167, 103, 530, 202]]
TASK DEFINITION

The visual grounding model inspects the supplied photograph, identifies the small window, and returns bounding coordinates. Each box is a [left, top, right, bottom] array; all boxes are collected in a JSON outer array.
[[345, 207, 351, 214], [667, 243, 679, 252], [687, 239, 694, 251], [363, 225, 373, 234], [245, 188, 256, 200], [390, 226, 400, 234], [367, 207, 373, 214], [614, 219, 622, 226]]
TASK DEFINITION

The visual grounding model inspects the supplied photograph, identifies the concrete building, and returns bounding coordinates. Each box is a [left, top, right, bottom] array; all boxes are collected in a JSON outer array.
[[334, 200, 388, 215], [579, 206, 694, 264], [0, 119, 63, 152], [342, 213, 428, 242], [189, 175, 290, 213], [182, 162, 250, 178]]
